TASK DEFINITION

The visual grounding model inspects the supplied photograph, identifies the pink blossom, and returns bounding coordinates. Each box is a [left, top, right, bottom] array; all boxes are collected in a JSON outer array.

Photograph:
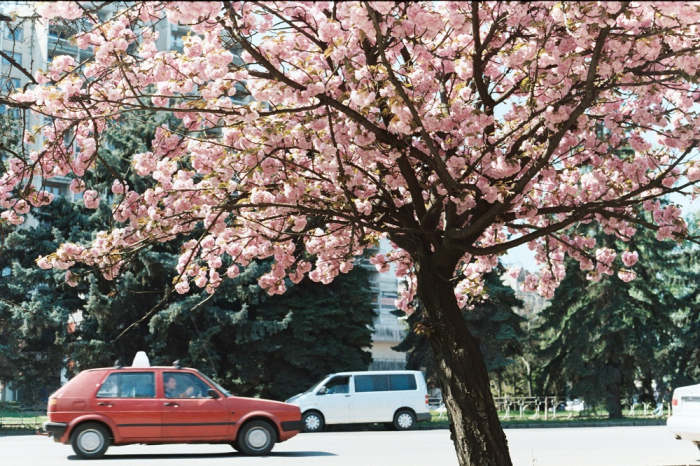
[[82, 190, 100, 209], [111, 180, 128, 195], [70, 179, 86, 194], [618, 270, 637, 282], [36, 1, 83, 20], [621, 251, 639, 267], [65, 271, 78, 287]]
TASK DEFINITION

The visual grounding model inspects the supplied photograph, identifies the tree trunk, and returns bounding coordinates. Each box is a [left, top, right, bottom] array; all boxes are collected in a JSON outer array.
[[521, 357, 533, 397], [415, 256, 512, 466], [606, 366, 623, 419]]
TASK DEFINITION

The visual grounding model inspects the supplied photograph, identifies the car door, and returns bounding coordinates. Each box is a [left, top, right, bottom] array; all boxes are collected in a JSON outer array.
[[314, 375, 353, 424], [160, 371, 231, 440], [92, 371, 161, 440]]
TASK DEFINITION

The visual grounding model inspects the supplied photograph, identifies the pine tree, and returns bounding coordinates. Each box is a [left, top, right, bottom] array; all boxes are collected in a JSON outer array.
[[147, 260, 375, 400], [536, 223, 678, 417], [0, 198, 90, 401]]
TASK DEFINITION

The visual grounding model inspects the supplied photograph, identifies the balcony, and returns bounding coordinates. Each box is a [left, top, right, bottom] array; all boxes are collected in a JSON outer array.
[[372, 324, 407, 342], [48, 35, 79, 57], [369, 359, 407, 371]]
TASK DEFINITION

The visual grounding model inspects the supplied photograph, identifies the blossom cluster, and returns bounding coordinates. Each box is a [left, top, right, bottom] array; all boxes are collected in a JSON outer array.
[[3, 1, 700, 308]]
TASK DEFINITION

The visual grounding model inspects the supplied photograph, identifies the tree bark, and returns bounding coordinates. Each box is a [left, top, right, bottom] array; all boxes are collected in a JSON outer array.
[[415, 254, 512, 466], [606, 366, 623, 419]]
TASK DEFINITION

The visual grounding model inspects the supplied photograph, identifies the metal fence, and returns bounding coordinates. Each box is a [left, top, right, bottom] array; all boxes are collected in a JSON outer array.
[[0, 402, 46, 430], [429, 396, 669, 421]]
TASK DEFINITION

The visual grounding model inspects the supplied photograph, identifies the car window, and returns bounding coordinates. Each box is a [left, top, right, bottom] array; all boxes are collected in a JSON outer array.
[[96, 372, 155, 398], [321, 376, 350, 394], [163, 372, 211, 398]]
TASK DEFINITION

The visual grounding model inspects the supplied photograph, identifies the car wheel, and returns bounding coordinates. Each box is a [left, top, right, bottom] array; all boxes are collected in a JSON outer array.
[[230, 440, 240, 452], [302, 411, 324, 432], [71, 423, 110, 459], [393, 409, 416, 431], [237, 420, 276, 456]]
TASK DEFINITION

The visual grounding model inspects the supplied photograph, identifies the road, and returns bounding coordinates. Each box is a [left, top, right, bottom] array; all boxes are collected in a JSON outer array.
[[0, 426, 697, 466]]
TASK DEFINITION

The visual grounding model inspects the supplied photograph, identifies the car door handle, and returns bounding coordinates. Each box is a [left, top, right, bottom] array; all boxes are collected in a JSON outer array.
[[164, 402, 179, 407], [345, 395, 351, 397], [97, 402, 113, 406]]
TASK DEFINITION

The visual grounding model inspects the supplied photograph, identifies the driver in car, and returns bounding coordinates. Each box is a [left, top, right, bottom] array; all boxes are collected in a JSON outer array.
[[164, 375, 179, 398], [165, 375, 201, 398]]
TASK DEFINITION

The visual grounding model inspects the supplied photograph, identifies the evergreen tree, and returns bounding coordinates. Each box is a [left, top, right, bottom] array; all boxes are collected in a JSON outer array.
[[148, 260, 375, 400], [1, 114, 376, 400], [536, 223, 679, 417], [656, 216, 700, 394], [394, 267, 525, 392], [0, 198, 89, 401]]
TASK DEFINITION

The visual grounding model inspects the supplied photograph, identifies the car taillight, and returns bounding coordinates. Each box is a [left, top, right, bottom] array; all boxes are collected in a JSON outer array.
[[672, 398, 679, 406], [425, 395, 429, 406], [49, 398, 58, 412]]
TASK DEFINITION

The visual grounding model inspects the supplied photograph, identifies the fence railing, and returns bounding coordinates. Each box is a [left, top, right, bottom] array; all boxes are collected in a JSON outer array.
[[429, 396, 670, 421], [0, 402, 46, 430]]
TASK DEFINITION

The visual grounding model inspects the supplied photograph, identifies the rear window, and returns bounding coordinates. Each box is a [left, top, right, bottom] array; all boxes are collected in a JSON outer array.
[[355, 374, 417, 392], [96, 372, 155, 398]]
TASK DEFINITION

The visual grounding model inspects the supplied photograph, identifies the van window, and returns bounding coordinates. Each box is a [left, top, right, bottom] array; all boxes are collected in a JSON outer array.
[[355, 374, 417, 392], [389, 374, 417, 391], [96, 372, 155, 398], [320, 376, 350, 394]]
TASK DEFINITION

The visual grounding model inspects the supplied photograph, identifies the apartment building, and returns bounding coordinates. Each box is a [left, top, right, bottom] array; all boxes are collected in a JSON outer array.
[[360, 239, 408, 371]]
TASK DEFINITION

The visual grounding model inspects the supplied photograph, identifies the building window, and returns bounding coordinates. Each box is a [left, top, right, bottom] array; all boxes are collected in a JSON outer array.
[[44, 183, 66, 198], [1, 50, 21, 67], [172, 35, 185, 52], [2, 77, 20, 92], [5, 26, 22, 42]]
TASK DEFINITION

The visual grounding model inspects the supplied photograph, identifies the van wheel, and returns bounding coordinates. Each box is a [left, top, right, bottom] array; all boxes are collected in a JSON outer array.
[[302, 411, 324, 432], [393, 409, 416, 430], [71, 423, 110, 459], [237, 420, 276, 456]]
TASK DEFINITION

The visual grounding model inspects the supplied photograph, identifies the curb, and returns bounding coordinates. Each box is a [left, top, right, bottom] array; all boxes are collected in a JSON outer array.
[[0, 429, 41, 437], [500, 419, 667, 429], [416, 419, 667, 430]]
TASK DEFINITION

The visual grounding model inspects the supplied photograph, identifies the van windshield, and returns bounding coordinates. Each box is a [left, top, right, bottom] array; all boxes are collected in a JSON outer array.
[[304, 376, 332, 394]]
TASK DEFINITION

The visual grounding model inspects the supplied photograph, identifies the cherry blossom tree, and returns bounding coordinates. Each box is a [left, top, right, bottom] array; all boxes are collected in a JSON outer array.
[[3, 2, 700, 464]]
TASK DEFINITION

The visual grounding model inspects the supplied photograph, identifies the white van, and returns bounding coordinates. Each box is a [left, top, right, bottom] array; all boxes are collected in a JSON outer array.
[[285, 370, 431, 432]]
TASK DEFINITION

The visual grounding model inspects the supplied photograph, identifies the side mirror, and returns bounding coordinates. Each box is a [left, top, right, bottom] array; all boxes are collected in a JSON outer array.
[[317, 386, 327, 395], [207, 388, 220, 399]]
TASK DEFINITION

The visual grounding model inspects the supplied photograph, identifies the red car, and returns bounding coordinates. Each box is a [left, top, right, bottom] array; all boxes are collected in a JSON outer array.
[[41, 356, 303, 459]]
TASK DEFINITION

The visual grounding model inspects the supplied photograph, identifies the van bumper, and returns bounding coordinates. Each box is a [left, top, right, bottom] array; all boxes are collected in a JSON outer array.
[[416, 413, 432, 422]]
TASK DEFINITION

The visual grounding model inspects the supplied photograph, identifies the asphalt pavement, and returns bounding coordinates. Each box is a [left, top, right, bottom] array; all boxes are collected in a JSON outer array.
[[0, 425, 697, 466]]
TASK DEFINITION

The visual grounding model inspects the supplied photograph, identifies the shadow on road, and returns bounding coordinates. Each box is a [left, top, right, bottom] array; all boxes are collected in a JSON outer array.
[[67, 451, 337, 461]]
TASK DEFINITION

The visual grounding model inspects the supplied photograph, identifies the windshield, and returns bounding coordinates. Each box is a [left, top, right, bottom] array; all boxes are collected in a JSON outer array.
[[197, 371, 232, 397], [304, 375, 333, 394]]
